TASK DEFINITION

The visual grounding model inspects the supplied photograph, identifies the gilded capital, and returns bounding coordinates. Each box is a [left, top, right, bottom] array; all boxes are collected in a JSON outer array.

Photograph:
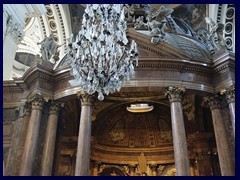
[[78, 91, 94, 106], [165, 86, 185, 102], [30, 94, 44, 110]]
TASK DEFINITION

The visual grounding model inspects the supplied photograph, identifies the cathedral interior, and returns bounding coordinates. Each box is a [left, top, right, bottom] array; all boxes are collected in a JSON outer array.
[[3, 4, 235, 176]]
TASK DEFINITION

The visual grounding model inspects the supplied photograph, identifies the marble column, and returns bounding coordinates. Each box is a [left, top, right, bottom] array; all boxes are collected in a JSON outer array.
[[75, 92, 94, 176], [224, 86, 235, 139], [40, 101, 62, 176], [150, 164, 157, 176], [5, 105, 25, 176], [129, 164, 136, 176], [207, 95, 235, 176], [165, 87, 190, 176], [19, 94, 44, 176]]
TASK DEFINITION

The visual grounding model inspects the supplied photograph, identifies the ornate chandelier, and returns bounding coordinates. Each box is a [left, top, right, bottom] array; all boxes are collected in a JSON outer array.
[[69, 4, 138, 101]]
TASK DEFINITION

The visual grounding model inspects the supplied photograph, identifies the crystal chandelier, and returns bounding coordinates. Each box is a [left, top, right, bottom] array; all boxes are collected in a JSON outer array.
[[69, 4, 138, 101]]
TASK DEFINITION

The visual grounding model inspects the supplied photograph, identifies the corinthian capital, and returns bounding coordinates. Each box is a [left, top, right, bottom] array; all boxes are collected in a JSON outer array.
[[49, 100, 63, 115], [224, 86, 235, 104], [77, 91, 94, 106], [165, 86, 185, 102], [30, 94, 44, 110], [205, 94, 225, 110]]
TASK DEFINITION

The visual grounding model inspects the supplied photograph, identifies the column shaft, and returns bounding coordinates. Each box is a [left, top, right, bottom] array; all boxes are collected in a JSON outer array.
[[165, 87, 190, 176], [40, 102, 60, 175], [228, 102, 235, 137], [19, 95, 44, 176], [211, 108, 235, 175], [75, 93, 93, 176], [170, 101, 190, 175]]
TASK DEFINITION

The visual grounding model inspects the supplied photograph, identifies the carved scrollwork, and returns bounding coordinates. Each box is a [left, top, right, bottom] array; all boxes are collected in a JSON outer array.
[[165, 86, 185, 102]]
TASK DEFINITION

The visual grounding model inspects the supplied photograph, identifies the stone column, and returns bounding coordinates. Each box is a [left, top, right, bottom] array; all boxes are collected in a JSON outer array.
[[149, 164, 157, 176], [40, 101, 62, 176], [5, 105, 25, 176], [129, 164, 136, 176], [224, 86, 235, 139], [16, 102, 31, 175], [165, 87, 190, 176], [19, 94, 44, 176], [207, 95, 235, 176], [75, 92, 94, 176]]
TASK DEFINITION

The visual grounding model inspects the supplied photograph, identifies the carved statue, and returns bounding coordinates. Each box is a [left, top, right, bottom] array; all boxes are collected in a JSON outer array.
[[37, 34, 58, 61], [205, 17, 226, 49], [147, 6, 173, 44]]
